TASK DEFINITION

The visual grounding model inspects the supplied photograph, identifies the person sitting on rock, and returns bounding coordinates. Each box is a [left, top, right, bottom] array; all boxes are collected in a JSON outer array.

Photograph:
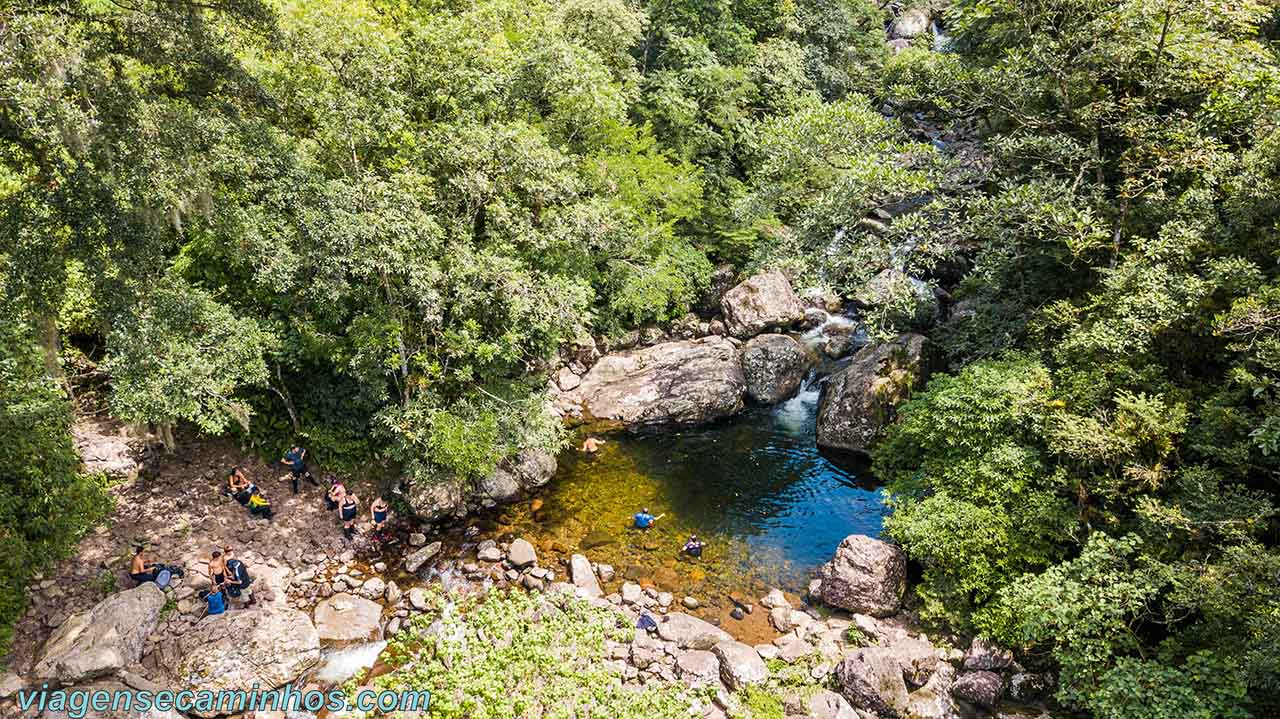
[[633, 508, 659, 529], [129, 545, 160, 585], [248, 489, 274, 521], [682, 534, 705, 559], [340, 491, 360, 539], [199, 587, 226, 616], [326, 477, 346, 513], [280, 445, 317, 494], [225, 467, 253, 505], [370, 496, 390, 533]]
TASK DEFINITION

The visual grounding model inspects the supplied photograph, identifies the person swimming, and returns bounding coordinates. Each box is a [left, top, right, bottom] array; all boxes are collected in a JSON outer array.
[[682, 534, 705, 558], [633, 508, 662, 529]]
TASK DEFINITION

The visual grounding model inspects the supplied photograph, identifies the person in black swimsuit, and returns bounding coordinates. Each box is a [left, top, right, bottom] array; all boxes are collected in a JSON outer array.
[[207, 549, 227, 593], [340, 492, 359, 540]]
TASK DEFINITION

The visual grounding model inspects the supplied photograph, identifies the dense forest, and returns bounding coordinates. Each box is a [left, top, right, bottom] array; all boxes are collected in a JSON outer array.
[[2, 0, 1279, 717]]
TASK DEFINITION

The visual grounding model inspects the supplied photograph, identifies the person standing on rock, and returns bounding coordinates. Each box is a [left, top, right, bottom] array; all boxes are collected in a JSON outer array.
[[370, 496, 390, 536], [280, 445, 317, 494], [326, 476, 346, 513], [207, 549, 228, 591], [223, 548, 255, 607], [340, 491, 360, 539]]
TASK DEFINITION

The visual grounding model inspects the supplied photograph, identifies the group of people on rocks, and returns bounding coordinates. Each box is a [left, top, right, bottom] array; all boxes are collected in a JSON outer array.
[[129, 545, 254, 616], [222, 445, 392, 541], [632, 508, 706, 559]]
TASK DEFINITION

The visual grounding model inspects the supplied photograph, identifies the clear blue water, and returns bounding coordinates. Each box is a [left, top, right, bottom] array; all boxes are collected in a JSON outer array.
[[495, 375, 888, 595]]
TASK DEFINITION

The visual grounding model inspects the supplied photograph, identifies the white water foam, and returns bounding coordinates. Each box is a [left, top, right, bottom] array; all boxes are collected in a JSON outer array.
[[313, 640, 388, 684]]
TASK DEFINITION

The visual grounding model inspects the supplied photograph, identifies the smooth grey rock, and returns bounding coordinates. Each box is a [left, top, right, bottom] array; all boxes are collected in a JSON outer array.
[[174, 606, 320, 717], [34, 583, 165, 683], [313, 593, 384, 646], [569, 554, 602, 598], [404, 541, 442, 573], [721, 271, 805, 339], [564, 338, 746, 428], [658, 613, 733, 650], [675, 649, 722, 688], [507, 538, 537, 568], [713, 640, 769, 690], [739, 334, 811, 404]]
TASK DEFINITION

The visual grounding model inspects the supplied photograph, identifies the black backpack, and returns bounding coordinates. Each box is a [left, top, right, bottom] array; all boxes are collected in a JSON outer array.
[[228, 559, 252, 588]]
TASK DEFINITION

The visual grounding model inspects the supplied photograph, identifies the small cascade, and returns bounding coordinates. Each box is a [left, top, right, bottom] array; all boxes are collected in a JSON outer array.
[[313, 640, 388, 684], [931, 20, 952, 52], [801, 312, 863, 359], [774, 373, 822, 434]]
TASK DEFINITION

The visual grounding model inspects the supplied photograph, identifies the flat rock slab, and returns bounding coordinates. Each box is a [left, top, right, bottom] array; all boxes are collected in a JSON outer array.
[[35, 583, 166, 684], [314, 593, 385, 646], [658, 613, 733, 650], [404, 541, 442, 573], [565, 337, 746, 429], [174, 606, 320, 717]]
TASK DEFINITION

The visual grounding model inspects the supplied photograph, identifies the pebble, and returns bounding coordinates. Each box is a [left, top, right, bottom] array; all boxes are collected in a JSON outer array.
[[730, 607, 745, 621], [682, 596, 698, 609], [409, 533, 427, 547]]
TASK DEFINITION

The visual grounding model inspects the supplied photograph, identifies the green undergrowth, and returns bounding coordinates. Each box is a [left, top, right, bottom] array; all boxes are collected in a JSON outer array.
[[370, 587, 703, 719], [356, 587, 829, 719]]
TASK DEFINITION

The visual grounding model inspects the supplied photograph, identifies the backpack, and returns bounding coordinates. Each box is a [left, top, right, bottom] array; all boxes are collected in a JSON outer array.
[[228, 559, 252, 588], [154, 568, 172, 589]]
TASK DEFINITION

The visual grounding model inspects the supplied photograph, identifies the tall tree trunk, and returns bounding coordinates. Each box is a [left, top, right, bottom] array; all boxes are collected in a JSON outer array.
[[36, 311, 64, 382]]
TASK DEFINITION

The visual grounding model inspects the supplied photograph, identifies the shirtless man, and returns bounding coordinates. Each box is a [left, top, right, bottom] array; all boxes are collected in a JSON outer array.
[[129, 545, 160, 585]]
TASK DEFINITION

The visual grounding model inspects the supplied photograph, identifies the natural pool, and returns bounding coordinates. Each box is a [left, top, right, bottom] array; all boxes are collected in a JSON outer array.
[[483, 372, 889, 622]]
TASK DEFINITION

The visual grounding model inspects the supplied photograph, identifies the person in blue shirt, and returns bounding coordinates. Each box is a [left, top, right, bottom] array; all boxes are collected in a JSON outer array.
[[280, 445, 317, 494], [202, 588, 226, 616], [633, 508, 661, 529]]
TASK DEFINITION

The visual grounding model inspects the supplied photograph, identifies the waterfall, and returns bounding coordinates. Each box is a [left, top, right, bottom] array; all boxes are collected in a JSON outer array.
[[313, 640, 388, 684]]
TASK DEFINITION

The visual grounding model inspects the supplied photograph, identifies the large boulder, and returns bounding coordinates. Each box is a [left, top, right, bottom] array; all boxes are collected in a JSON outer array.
[[721, 271, 805, 339], [852, 270, 939, 330], [890, 8, 932, 39], [34, 583, 166, 683], [173, 606, 320, 717], [564, 337, 746, 428], [835, 647, 910, 718], [471, 449, 557, 504], [814, 535, 907, 617], [657, 613, 733, 650], [34, 680, 184, 719], [816, 333, 929, 454], [951, 670, 1004, 710], [714, 640, 769, 691], [406, 476, 465, 522], [313, 593, 385, 646], [964, 636, 1014, 671], [788, 689, 864, 719], [739, 334, 811, 404]]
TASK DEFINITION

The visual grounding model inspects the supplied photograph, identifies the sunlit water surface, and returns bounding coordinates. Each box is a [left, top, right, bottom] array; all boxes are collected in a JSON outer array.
[[485, 373, 888, 613]]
